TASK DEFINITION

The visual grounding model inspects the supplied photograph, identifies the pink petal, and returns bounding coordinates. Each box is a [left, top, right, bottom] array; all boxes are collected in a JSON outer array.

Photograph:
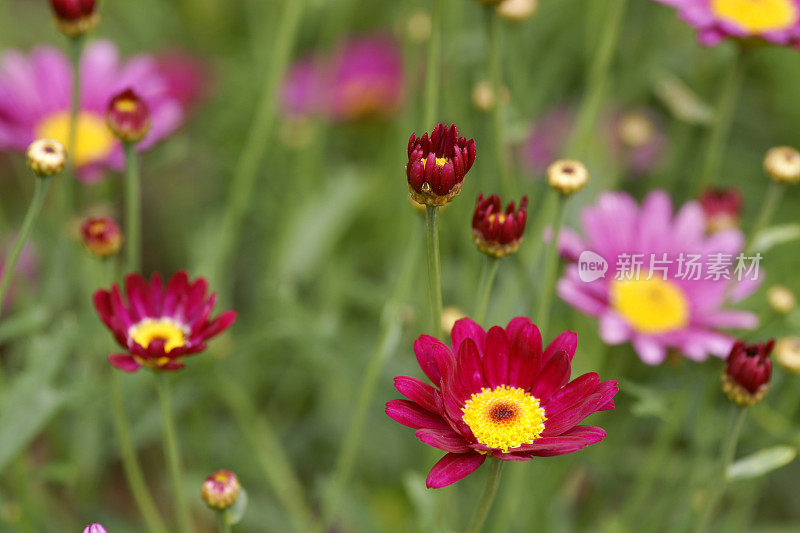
[[386, 400, 449, 430], [425, 452, 486, 488], [415, 428, 471, 453]]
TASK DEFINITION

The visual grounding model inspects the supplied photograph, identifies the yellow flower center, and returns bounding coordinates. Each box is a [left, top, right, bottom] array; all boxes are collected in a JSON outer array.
[[420, 156, 449, 168], [128, 318, 187, 353], [462, 385, 546, 453], [36, 111, 117, 167], [611, 278, 689, 335], [488, 213, 507, 224], [711, 0, 798, 33]]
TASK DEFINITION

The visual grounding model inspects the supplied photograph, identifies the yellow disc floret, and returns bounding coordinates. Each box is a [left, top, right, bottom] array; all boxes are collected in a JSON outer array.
[[711, 0, 798, 34], [462, 385, 546, 453], [37, 111, 117, 167], [611, 278, 689, 335], [129, 318, 188, 353]]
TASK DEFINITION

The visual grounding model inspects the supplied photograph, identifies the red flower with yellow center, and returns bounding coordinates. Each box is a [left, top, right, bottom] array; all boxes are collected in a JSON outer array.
[[472, 194, 528, 258], [406, 123, 476, 206], [80, 216, 122, 258], [93, 271, 236, 372], [386, 317, 618, 488], [722, 339, 773, 406], [49, 0, 99, 37]]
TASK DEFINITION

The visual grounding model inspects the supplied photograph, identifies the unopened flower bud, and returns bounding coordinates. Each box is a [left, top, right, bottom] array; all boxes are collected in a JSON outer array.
[[547, 159, 588, 195], [764, 146, 800, 185], [699, 187, 742, 233], [82, 524, 107, 533], [406, 11, 432, 43], [722, 340, 773, 407], [472, 194, 528, 258], [107, 89, 151, 143], [26, 139, 67, 177], [497, 0, 539, 22], [81, 217, 122, 258], [471, 80, 510, 113], [201, 470, 241, 511], [774, 337, 800, 374], [406, 123, 476, 206], [49, 0, 99, 37], [442, 307, 467, 336], [766, 285, 796, 314]]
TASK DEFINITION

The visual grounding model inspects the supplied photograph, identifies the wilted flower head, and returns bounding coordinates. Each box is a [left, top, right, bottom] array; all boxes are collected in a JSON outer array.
[[775, 336, 800, 373], [0, 41, 189, 182], [497, 0, 539, 22], [49, 0, 99, 37], [764, 146, 800, 184], [442, 306, 467, 336], [547, 160, 589, 195], [82, 524, 107, 533], [93, 271, 236, 372], [472, 194, 528, 258], [201, 469, 241, 511], [608, 110, 665, 176], [722, 339, 773, 406], [766, 285, 796, 314], [406, 123, 477, 206], [699, 187, 743, 233], [387, 317, 617, 487], [26, 139, 67, 177], [107, 89, 151, 144], [653, 0, 800, 48], [556, 190, 760, 365], [80, 216, 122, 258]]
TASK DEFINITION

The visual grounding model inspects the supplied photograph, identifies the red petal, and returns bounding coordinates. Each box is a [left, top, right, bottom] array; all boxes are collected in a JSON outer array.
[[425, 452, 485, 488]]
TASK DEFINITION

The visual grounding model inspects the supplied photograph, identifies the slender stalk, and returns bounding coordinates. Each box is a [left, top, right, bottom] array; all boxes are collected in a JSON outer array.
[[423, 0, 443, 126], [695, 407, 747, 533], [535, 193, 567, 338], [425, 206, 443, 337], [109, 372, 169, 533], [474, 255, 500, 324], [60, 35, 84, 215], [218, 513, 231, 533], [0, 178, 50, 310], [466, 459, 505, 533], [208, 0, 306, 289], [566, 0, 628, 158], [485, 6, 515, 197], [318, 230, 422, 530], [746, 182, 783, 254], [155, 374, 192, 533], [123, 142, 142, 272], [695, 48, 746, 193]]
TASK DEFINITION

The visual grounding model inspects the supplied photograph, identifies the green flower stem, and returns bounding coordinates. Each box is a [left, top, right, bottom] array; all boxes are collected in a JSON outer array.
[[123, 142, 142, 273], [474, 255, 500, 325], [318, 229, 422, 530], [218, 513, 231, 533], [746, 181, 783, 254], [566, 0, 628, 158], [425, 206, 444, 337], [536, 193, 567, 339], [217, 377, 314, 533], [0, 177, 50, 310], [59, 35, 84, 216], [155, 374, 192, 533], [209, 0, 306, 289], [466, 459, 505, 533], [423, 0, 443, 126], [696, 48, 747, 193], [109, 372, 169, 533], [696, 406, 747, 533], [485, 5, 515, 198]]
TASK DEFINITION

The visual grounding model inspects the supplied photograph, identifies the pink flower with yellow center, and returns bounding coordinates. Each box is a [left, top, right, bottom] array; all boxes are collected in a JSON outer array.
[[654, 0, 800, 47], [556, 190, 760, 365], [386, 317, 617, 488], [0, 40, 190, 182], [93, 271, 236, 372]]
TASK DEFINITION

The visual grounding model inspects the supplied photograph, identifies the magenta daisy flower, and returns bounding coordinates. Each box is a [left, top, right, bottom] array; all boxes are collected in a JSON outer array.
[[654, 0, 800, 47], [386, 317, 618, 488], [0, 40, 187, 182], [556, 190, 759, 365], [93, 271, 236, 372]]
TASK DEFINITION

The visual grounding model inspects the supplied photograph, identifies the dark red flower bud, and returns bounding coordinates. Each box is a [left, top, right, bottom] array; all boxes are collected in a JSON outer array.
[[722, 339, 773, 407], [106, 89, 151, 144], [471, 194, 528, 258], [699, 187, 742, 233], [49, 0, 99, 37], [81, 216, 122, 258], [406, 123, 476, 206]]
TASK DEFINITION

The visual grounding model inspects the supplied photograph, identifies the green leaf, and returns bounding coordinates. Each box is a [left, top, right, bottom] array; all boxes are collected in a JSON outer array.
[[751, 224, 800, 253], [622, 380, 668, 419], [224, 488, 248, 526], [727, 445, 797, 480]]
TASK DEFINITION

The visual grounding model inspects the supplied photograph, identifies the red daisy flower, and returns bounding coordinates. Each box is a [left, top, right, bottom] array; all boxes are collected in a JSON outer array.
[[93, 271, 236, 372], [386, 317, 618, 488], [472, 194, 528, 258], [406, 123, 477, 206]]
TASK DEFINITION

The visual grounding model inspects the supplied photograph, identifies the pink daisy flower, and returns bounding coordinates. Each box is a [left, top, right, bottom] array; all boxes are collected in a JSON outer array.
[[654, 0, 800, 47], [386, 317, 617, 488], [556, 190, 760, 365], [0, 40, 190, 182]]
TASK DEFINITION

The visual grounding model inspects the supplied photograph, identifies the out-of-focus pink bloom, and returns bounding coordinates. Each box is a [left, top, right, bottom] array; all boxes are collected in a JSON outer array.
[[83, 524, 107, 533], [653, 0, 800, 48], [699, 187, 743, 233], [521, 106, 574, 175], [556, 190, 759, 365], [282, 58, 326, 119], [155, 52, 211, 111], [0, 41, 187, 182]]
